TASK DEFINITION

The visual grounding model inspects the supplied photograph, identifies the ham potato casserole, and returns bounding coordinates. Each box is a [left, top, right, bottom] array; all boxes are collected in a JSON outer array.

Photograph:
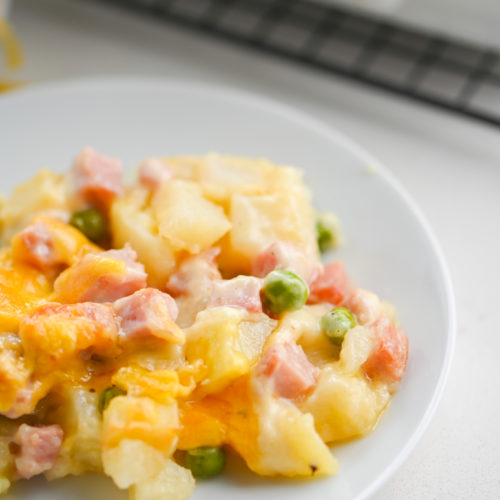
[[0, 149, 408, 499]]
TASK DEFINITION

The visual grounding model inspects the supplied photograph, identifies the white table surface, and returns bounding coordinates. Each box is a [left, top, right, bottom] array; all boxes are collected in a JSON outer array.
[[3, 1, 500, 498]]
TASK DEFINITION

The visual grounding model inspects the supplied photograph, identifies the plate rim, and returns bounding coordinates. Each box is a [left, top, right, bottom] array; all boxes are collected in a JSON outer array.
[[0, 75, 456, 499]]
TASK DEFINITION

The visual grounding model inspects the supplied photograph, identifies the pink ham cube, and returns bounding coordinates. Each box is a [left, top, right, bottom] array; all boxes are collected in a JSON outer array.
[[362, 317, 409, 383], [70, 147, 123, 210], [252, 241, 321, 284], [138, 157, 173, 189], [13, 424, 63, 479], [113, 288, 183, 344], [256, 342, 320, 399], [207, 275, 262, 313]]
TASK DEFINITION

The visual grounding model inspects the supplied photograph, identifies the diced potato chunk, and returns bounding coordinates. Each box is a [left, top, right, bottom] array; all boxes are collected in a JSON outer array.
[[111, 187, 175, 288], [224, 191, 317, 273], [196, 154, 270, 203], [47, 388, 103, 479], [253, 395, 337, 477], [102, 396, 179, 453], [153, 180, 231, 254], [185, 308, 249, 395], [186, 308, 274, 395], [0, 477, 10, 495], [275, 306, 338, 367], [300, 365, 390, 443], [339, 325, 375, 374], [130, 459, 195, 500], [0, 436, 14, 474], [238, 314, 277, 363], [0, 169, 69, 243], [265, 164, 308, 197], [161, 156, 198, 181], [164, 154, 307, 206], [102, 439, 165, 489]]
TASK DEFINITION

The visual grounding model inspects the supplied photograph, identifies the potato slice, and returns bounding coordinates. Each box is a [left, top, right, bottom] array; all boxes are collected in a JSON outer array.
[[111, 187, 175, 288], [339, 325, 375, 374], [186, 307, 276, 395], [0, 435, 14, 481], [47, 388, 103, 479], [102, 396, 178, 453], [196, 154, 269, 204], [185, 307, 249, 395], [1, 168, 69, 242], [0, 478, 10, 495], [253, 395, 337, 477], [226, 191, 317, 272], [130, 459, 195, 500], [102, 439, 165, 489], [153, 180, 231, 254], [300, 365, 390, 443]]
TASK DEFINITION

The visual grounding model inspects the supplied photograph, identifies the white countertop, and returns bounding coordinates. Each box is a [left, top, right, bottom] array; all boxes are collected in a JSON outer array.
[[3, 0, 500, 498]]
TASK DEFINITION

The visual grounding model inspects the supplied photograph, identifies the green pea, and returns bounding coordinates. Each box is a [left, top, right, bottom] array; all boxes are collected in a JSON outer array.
[[316, 212, 341, 254], [261, 270, 309, 316], [70, 208, 108, 243], [98, 386, 126, 413], [321, 307, 356, 345], [186, 446, 226, 479]]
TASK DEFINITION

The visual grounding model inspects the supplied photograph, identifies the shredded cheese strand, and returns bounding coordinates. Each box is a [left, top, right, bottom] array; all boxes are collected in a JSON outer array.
[[0, 15, 23, 69], [0, 15, 24, 93]]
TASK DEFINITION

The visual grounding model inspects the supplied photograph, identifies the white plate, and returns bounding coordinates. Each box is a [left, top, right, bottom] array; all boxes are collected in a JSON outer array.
[[0, 77, 454, 500]]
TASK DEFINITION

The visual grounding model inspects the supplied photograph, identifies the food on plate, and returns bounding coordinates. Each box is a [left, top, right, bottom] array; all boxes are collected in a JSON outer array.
[[0, 149, 409, 498]]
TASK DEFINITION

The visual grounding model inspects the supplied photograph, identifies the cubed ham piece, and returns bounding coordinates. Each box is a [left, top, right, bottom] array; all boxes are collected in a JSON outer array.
[[138, 158, 173, 189], [78, 301, 120, 333], [207, 276, 262, 313], [166, 247, 221, 297], [166, 248, 222, 328], [348, 288, 382, 325], [11, 216, 94, 272], [2, 384, 38, 419], [70, 147, 123, 210], [12, 220, 56, 269], [13, 424, 63, 479], [54, 244, 147, 303], [256, 342, 320, 399], [252, 241, 321, 284], [113, 288, 184, 344], [308, 261, 353, 306], [80, 246, 147, 302], [362, 317, 408, 383], [105, 244, 146, 273]]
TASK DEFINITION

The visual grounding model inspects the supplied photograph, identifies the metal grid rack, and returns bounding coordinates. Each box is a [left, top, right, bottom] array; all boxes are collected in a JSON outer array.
[[100, 0, 500, 127]]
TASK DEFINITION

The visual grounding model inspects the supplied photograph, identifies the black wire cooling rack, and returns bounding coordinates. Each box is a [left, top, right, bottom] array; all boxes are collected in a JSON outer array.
[[99, 0, 500, 128]]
